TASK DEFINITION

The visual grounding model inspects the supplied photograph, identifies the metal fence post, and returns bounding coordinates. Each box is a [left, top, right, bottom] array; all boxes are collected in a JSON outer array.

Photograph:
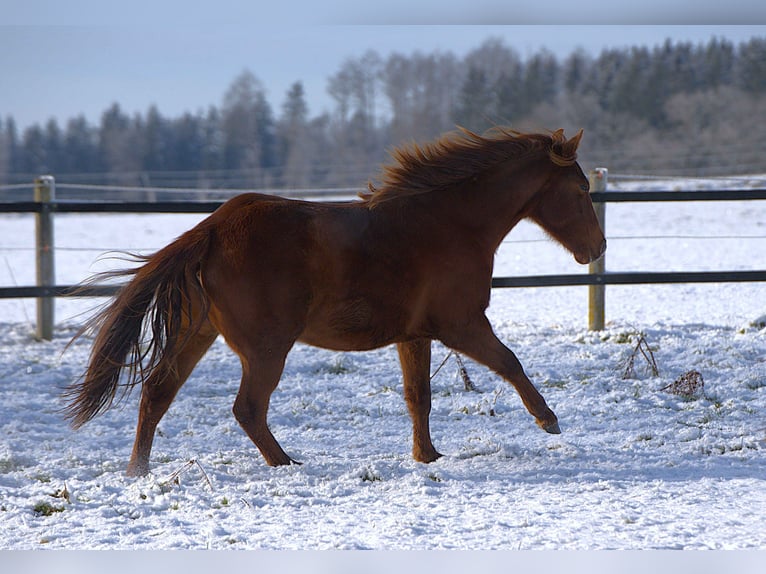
[[588, 168, 607, 330], [34, 175, 55, 340]]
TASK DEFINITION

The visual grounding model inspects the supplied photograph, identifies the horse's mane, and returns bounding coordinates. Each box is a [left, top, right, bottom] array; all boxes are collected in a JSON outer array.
[[361, 127, 579, 207]]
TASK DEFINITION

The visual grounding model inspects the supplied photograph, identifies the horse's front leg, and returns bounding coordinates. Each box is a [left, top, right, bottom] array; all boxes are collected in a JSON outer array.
[[397, 338, 442, 462], [442, 316, 560, 434]]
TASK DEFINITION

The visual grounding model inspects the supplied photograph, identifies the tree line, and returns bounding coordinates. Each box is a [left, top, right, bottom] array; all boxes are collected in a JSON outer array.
[[2, 35, 766, 190]]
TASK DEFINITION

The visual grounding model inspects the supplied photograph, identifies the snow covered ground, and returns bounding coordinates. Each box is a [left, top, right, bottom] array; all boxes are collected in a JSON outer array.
[[1, 176, 765, 550]]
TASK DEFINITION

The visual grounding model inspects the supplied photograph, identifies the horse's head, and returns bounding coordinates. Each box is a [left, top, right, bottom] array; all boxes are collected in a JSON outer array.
[[528, 129, 606, 265]]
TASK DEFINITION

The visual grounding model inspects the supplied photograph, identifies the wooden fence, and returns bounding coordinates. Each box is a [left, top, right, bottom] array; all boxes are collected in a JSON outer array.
[[2, 171, 766, 340]]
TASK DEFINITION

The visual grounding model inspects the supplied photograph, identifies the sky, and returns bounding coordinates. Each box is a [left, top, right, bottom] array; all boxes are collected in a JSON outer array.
[[1, 1, 766, 130]]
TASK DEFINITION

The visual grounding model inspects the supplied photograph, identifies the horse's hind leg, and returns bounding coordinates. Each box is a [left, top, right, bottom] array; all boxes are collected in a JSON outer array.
[[397, 338, 442, 463], [232, 346, 298, 466], [126, 322, 218, 477]]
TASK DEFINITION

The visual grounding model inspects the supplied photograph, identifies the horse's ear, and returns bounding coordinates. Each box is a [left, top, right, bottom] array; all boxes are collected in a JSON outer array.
[[550, 128, 582, 166], [567, 128, 584, 151]]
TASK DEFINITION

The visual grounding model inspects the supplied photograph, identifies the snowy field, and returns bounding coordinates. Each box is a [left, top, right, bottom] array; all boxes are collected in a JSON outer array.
[[1, 176, 765, 550]]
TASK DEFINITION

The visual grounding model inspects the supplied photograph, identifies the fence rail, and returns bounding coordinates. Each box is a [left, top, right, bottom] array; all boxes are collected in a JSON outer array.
[[5, 270, 766, 300], [2, 172, 766, 339]]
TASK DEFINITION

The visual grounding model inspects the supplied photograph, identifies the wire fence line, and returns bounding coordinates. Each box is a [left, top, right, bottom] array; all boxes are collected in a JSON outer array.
[[3, 233, 766, 256], [0, 183, 33, 191]]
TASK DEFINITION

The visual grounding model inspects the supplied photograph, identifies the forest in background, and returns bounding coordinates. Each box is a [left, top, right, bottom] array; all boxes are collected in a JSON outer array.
[[2, 35, 766, 191]]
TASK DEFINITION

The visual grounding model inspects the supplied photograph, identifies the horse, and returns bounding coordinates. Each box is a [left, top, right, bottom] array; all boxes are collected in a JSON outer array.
[[63, 127, 606, 477]]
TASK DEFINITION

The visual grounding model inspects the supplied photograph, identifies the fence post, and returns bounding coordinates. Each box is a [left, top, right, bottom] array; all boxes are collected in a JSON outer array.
[[34, 175, 55, 340], [588, 168, 607, 331]]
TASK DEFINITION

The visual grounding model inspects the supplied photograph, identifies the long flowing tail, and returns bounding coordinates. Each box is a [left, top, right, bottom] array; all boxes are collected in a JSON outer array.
[[63, 224, 213, 428]]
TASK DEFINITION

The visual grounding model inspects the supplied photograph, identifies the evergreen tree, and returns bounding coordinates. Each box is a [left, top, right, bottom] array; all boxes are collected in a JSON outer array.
[[21, 124, 47, 174], [253, 89, 277, 175], [171, 112, 205, 173], [701, 37, 735, 89], [522, 50, 559, 110], [141, 105, 170, 173], [6, 117, 20, 176], [495, 65, 525, 124], [98, 102, 140, 181], [278, 81, 312, 188], [0, 118, 9, 182], [43, 119, 63, 174], [563, 49, 591, 94], [585, 48, 626, 111], [62, 115, 99, 174], [737, 37, 766, 94], [455, 66, 494, 131]]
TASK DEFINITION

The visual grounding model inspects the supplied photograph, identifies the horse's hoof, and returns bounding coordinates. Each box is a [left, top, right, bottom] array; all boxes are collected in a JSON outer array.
[[414, 447, 443, 463], [542, 420, 561, 434], [126, 464, 149, 478]]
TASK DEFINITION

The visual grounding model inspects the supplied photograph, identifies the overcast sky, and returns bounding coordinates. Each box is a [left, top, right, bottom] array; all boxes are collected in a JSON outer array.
[[2, 1, 765, 130]]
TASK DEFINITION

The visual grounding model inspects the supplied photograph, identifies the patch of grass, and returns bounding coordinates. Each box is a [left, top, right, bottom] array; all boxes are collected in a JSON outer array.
[[543, 379, 567, 389], [611, 331, 636, 344], [360, 468, 382, 483], [328, 360, 349, 375], [700, 440, 757, 456], [0, 458, 20, 474], [319, 356, 351, 375], [33, 501, 65, 517], [697, 406, 723, 426], [367, 385, 395, 396], [744, 316, 766, 331], [746, 379, 766, 390]]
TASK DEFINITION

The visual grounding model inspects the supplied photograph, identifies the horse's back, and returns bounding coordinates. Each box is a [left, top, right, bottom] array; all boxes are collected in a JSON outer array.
[[200, 194, 385, 347]]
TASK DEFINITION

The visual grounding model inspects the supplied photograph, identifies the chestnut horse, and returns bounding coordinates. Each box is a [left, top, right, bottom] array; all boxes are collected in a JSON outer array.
[[64, 127, 605, 477]]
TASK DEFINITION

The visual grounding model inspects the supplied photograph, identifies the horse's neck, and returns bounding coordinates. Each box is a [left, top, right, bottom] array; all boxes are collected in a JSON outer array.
[[420, 161, 551, 250]]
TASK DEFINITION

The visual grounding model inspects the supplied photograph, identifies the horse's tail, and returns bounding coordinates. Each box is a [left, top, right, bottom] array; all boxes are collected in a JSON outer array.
[[63, 223, 214, 428]]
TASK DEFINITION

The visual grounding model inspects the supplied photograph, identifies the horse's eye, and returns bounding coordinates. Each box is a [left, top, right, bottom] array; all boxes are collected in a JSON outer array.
[[580, 184, 589, 193]]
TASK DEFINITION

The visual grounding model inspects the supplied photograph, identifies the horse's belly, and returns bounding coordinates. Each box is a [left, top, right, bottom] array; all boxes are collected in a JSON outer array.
[[299, 298, 401, 351], [298, 326, 395, 352]]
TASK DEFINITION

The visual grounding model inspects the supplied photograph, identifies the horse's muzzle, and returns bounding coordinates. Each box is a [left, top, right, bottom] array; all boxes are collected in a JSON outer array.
[[575, 238, 607, 265], [596, 238, 607, 259]]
